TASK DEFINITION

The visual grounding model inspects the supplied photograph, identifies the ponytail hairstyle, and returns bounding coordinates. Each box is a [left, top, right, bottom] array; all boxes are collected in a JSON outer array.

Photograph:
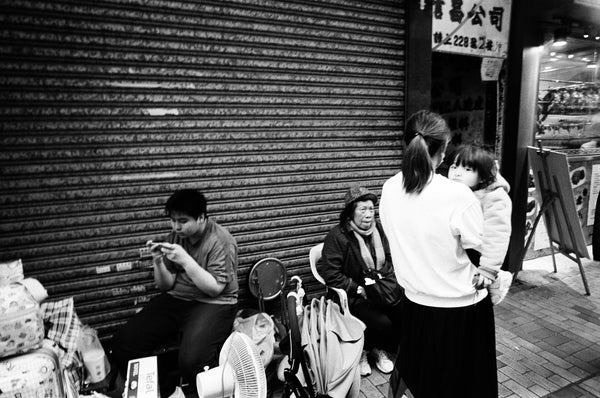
[[402, 110, 451, 194], [448, 144, 497, 191]]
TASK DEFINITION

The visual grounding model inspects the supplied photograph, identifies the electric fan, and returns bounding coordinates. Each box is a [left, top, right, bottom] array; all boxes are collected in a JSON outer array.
[[196, 331, 267, 398]]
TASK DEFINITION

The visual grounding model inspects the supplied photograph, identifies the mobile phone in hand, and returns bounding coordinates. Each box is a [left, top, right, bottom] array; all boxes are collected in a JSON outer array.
[[147, 240, 172, 252]]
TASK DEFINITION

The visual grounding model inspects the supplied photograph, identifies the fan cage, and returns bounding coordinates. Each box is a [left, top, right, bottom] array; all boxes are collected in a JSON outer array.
[[220, 332, 268, 398]]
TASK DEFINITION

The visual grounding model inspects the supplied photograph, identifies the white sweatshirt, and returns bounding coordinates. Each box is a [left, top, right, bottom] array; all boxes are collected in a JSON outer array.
[[379, 173, 486, 307]]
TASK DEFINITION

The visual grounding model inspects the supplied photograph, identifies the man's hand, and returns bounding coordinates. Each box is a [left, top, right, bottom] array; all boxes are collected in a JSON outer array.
[[156, 243, 197, 271]]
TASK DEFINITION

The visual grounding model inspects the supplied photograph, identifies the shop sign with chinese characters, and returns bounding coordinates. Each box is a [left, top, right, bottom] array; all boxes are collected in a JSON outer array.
[[432, 0, 512, 58]]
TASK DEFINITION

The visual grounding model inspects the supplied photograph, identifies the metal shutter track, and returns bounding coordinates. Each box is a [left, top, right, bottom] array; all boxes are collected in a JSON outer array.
[[0, 0, 405, 340]]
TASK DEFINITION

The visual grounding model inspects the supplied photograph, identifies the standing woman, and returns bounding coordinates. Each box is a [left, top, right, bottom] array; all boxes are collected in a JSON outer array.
[[379, 110, 497, 397]]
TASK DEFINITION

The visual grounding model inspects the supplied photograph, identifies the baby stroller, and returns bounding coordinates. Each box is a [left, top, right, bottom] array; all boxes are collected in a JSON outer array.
[[281, 276, 365, 398]]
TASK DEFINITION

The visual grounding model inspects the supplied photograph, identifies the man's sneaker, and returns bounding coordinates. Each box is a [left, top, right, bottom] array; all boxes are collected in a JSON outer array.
[[489, 270, 513, 305], [359, 349, 371, 376], [371, 347, 394, 374]]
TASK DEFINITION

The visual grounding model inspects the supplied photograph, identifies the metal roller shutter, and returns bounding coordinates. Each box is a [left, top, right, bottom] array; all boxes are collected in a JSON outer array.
[[0, 0, 406, 341]]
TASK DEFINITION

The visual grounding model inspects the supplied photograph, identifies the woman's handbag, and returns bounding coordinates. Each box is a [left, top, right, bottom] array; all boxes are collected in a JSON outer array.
[[362, 268, 404, 308]]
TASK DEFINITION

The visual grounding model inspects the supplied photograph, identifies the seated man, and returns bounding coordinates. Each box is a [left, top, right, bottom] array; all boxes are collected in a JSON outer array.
[[111, 189, 238, 397]]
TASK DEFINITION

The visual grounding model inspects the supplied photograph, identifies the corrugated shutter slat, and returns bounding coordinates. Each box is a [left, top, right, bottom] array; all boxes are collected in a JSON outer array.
[[0, 0, 405, 341]]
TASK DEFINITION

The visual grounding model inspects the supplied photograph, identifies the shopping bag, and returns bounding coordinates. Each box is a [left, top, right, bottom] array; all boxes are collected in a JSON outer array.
[[0, 282, 44, 358]]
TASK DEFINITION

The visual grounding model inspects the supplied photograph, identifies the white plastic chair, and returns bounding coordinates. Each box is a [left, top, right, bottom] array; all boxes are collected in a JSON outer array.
[[309, 243, 349, 313]]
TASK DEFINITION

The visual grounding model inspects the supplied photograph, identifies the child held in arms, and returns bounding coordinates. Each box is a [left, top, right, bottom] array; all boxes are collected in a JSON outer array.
[[447, 144, 513, 305]]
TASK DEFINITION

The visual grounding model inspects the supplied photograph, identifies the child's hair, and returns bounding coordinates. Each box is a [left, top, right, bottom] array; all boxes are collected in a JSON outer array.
[[448, 144, 497, 190], [165, 189, 208, 219], [402, 110, 451, 194]]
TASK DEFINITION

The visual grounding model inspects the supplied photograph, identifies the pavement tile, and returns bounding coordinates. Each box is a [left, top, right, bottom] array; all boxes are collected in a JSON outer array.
[[580, 374, 600, 395], [542, 362, 583, 383], [499, 366, 537, 388], [528, 384, 551, 397], [502, 379, 540, 398], [273, 252, 600, 398], [547, 374, 573, 388], [557, 340, 588, 355], [544, 386, 586, 397], [519, 357, 555, 378], [499, 383, 514, 397], [522, 369, 561, 391], [543, 333, 572, 347]]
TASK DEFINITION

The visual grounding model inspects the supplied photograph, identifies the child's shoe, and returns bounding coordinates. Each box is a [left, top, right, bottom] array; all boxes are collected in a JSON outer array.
[[359, 350, 371, 376], [488, 270, 512, 305]]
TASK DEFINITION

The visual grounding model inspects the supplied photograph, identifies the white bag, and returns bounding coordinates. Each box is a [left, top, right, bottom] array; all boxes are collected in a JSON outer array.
[[0, 259, 23, 286], [0, 282, 44, 358]]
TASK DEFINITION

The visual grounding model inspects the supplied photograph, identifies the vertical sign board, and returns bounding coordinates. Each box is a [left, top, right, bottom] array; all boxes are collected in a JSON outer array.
[[527, 147, 590, 259], [432, 0, 512, 58]]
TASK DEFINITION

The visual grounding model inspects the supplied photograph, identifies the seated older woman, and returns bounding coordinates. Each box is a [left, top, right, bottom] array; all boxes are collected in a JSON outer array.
[[317, 185, 402, 376]]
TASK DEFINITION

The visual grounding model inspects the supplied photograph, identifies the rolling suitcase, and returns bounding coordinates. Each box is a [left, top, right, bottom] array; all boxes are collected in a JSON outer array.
[[0, 344, 65, 398]]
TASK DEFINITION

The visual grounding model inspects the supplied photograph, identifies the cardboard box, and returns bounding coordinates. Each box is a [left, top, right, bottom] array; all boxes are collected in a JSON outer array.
[[124, 356, 159, 398]]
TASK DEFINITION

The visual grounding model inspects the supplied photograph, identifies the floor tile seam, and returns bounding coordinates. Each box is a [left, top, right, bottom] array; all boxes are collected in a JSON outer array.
[[518, 357, 556, 377], [537, 349, 578, 368], [497, 355, 531, 373], [499, 346, 548, 367], [553, 319, 596, 335], [541, 363, 582, 384], [511, 336, 548, 354], [563, 354, 600, 371], [521, 369, 562, 390], [568, 346, 600, 362], [545, 373, 573, 388], [571, 304, 600, 314], [556, 341, 593, 356], [540, 370, 600, 398], [498, 366, 541, 389], [526, 385, 551, 397], [536, 341, 576, 359], [500, 379, 542, 398], [580, 379, 600, 394]]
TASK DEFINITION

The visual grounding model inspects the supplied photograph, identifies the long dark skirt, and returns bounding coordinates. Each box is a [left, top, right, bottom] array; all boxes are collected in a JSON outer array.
[[388, 295, 497, 398]]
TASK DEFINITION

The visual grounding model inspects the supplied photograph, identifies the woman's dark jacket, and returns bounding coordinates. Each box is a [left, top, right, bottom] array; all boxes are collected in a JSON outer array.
[[317, 220, 396, 303]]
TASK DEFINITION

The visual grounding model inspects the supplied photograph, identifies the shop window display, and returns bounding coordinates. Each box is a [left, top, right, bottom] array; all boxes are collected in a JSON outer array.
[[526, 36, 600, 259], [536, 38, 599, 147]]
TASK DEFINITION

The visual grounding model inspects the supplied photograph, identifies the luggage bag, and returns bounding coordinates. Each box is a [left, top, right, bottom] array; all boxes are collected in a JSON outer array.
[[0, 345, 65, 398]]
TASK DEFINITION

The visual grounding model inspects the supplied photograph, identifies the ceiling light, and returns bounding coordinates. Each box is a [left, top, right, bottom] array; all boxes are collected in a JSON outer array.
[[583, 26, 590, 39], [550, 51, 556, 56], [553, 28, 568, 47], [568, 54, 574, 59]]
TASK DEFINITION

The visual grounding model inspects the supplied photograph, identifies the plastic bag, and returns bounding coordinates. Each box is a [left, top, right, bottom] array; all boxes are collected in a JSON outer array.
[[0, 258, 23, 286], [233, 310, 275, 366], [78, 325, 110, 383]]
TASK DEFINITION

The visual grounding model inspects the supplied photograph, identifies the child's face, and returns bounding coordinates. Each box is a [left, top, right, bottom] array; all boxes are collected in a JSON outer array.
[[448, 163, 480, 188]]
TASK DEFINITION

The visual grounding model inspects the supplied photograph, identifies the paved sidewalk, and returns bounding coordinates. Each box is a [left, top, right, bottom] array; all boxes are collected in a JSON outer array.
[[359, 251, 600, 398]]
